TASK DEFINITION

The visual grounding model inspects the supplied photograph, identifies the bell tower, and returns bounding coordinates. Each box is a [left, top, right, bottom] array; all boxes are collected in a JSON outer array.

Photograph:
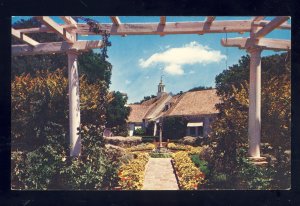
[[157, 75, 165, 97]]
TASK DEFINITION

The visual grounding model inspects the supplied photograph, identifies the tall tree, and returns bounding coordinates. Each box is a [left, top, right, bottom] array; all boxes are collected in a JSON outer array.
[[209, 53, 291, 189]]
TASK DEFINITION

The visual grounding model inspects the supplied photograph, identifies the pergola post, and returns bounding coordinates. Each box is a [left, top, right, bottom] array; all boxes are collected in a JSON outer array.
[[247, 47, 262, 158], [159, 122, 163, 148], [67, 49, 81, 156]]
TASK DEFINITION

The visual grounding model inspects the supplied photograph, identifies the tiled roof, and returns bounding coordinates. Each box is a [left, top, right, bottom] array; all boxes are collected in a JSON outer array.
[[128, 89, 221, 123], [164, 89, 220, 117], [127, 104, 150, 123]]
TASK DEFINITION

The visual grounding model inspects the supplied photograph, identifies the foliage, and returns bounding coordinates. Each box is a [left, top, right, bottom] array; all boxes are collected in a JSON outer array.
[[208, 53, 291, 189], [11, 69, 107, 152], [104, 136, 142, 147], [78, 50, 112, 85], [127, 143, 155, 152], [134, 128, 146, 136], [145, 121, 155, 135], [141, 136, 157, 143], [162, 116, 188, 140], [138, 95, 157, 104], [173, 151, 205, 190], [236, 155, 273, 189], [150, 149, 172, 158], [188, 86, 213, 92], [118, 153, 150, 190], [190, 155, 210, 176], [106, 91, 130, 136], [167, 143, 189, 151], [11, 123, 121, 190]]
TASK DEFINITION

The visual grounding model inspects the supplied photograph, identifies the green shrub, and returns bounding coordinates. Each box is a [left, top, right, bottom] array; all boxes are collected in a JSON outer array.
[[190, 155, 210, 176], [150, 152, 172, 158], [134, 128, 146, 136], [162, 116, 188, 140], [104, 136, 142, 147], [141, 136, 157, 143], [236, 154, 274, 190], [11, 124, 121, 190]]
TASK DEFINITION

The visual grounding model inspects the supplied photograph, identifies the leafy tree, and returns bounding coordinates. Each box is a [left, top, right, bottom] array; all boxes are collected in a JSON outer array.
[[11, 69, 107, 152], [188, 86, 213, 92], [208, 53, 291, 189], [138, 95, 157, 104], [162, 116, 188, 140], [106, 91, 131, 136]]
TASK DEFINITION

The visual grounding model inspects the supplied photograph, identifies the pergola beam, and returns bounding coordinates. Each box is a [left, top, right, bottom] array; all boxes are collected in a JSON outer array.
[[221, 37, 291, 51], [11, 28, 39, 46], [253, 16, 290, 39], [110, 16, 121, 26], [205, 16, 216, 24], [160, 16, 166, 25], [12, 40, 104, 56], [36, 16, 76, 43], [14, 20, 291, 35], [251, 16, 265, 22], [59, 16, 78, 28]]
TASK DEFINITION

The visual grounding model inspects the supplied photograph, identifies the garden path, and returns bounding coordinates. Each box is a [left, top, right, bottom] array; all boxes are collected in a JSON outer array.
[[142, 158, 179, 190]]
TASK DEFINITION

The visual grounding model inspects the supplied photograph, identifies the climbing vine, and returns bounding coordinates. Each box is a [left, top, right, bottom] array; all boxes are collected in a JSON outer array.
[[73, 16, 112, 60]]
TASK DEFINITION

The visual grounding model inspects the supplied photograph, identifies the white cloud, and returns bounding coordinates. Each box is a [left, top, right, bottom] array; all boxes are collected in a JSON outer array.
[[189, 70, 195, 74], [139, 41, 226, 75], [125, 80, 131, 85], [165, 64, 184, 75]]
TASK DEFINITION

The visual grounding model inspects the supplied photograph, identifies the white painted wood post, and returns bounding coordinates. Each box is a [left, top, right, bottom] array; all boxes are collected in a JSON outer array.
[[67, 49, 81, 156], [247, 47, 262, 158], [159, 123, 162, 148], [153, 122, 157, 136]]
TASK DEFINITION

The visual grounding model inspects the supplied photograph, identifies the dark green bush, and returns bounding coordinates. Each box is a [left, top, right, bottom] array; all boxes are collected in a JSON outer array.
[[141, 136, 157, 143], [190, 154, 210, 176], [11, 124, 121, 190], [162, 116, 188, 140], [150, 152, 172, 158], [134, 128, 146, 136]]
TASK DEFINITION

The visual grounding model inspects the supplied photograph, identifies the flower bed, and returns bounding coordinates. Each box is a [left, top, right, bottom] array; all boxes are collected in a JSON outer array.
[[126, 143, 155, 152], [118, 153, 150, 190], [172, 151, 205, 190]]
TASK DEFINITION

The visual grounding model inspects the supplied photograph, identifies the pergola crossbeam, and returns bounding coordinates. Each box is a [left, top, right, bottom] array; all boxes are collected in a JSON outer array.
[[59, 16, 78, 28], [11, 28, 39, 46], [205, 16, 216, 24], [253, 16, 290, 39], [36, 16, 76, 43], [251, 16, 265, 22], [12, 40, 104, 56], [110, 16, 121, 26], [160, 16, 166, 25], [14, 20, 291, 36], [221, 37, 291, 51]]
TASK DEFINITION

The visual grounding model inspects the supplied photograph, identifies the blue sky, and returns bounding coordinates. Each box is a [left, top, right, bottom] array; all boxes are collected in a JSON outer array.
[[12, 16, 291, 103]]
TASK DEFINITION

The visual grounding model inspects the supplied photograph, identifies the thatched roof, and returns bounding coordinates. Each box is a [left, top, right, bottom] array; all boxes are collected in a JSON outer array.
[[164, 89, 220, 117]]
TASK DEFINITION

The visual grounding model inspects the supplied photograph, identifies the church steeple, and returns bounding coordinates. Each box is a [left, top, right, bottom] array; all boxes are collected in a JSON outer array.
[[157, 75, 165, 97]]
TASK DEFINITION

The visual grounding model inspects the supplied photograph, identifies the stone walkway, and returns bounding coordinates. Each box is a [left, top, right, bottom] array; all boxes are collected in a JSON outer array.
[[142, 158, 179, 190]]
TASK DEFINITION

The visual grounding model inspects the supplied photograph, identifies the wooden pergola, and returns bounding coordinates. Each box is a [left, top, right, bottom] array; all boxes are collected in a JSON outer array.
[[12, 16, 291, 160]]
